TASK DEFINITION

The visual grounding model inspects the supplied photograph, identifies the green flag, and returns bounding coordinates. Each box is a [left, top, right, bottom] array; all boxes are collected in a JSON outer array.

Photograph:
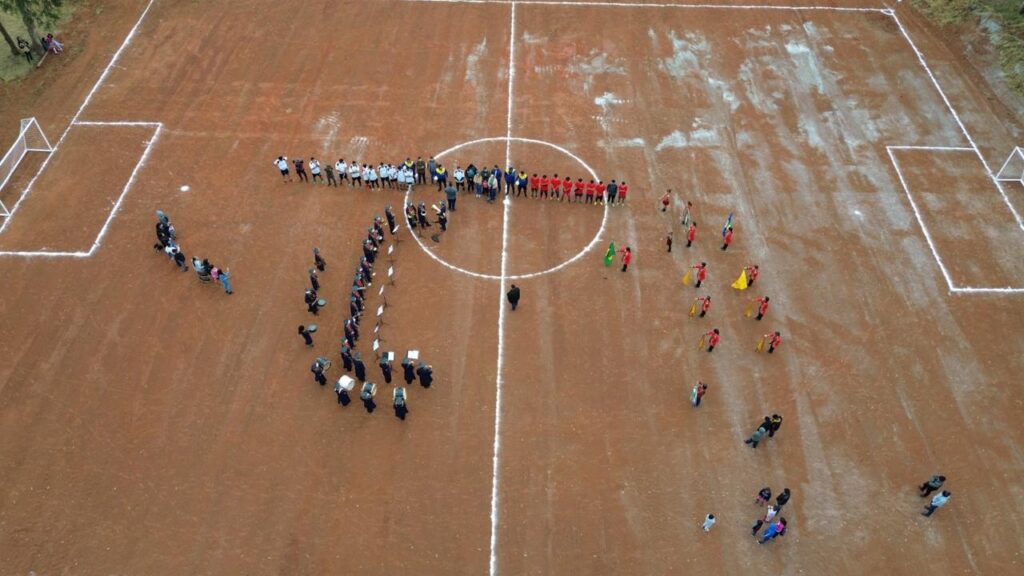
[[604, 241, 616, 266]]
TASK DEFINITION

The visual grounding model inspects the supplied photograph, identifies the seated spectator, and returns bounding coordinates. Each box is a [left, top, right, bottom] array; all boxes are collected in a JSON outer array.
[[45, 34, 63, 54]]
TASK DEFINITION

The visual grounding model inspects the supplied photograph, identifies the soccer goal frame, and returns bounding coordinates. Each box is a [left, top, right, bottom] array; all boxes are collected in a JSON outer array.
[[0, 118, 54, 217], [995, 146, 1024, 185]]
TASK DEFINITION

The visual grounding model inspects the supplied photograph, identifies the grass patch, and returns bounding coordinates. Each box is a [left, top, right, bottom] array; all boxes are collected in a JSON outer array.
[[0, 1, 78, 83], [912, 0, 1024, 96]]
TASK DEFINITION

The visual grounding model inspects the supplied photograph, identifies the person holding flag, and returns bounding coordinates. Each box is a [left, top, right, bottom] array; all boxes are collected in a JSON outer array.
[[681, 200, 694, 227], [767, 331, 782, 353], [690, 295, 711, 318], [690, 381, 708, 407], [693, 262, 708, 288], [701, 328, 721, 352], [721, 212, 734, 238], [604, 241, 616, 267], [745, 264, 759, 287], [722, 227, 734, 251], [620, 246, 633, 272], [754, 296, 770, 320]]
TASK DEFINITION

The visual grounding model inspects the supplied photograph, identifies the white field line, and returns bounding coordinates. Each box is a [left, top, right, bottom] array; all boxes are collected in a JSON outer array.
[[491, 4, 516, 575], [0, 0, 158, 235], [400, 0, 886, 12], [88, 124, 163, 255], [888, 11, 1024, 231], [74, 120, 162, 127], [950, 287, 1024, 294], [0, 250, 91, 258], [887, 145, 975, 151], [886, 147, 957, 291]]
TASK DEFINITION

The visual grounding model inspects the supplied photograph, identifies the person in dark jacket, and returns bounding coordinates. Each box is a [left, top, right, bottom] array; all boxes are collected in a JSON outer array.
[[416, 363, 433, 388], [507, 284, 521, 311], [402, 358, 416, 385], [379, 356, 393, 384]]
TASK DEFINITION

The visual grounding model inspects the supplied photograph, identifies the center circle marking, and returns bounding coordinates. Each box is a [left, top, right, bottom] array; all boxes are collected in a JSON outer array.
[[403, 136, 608, 281]]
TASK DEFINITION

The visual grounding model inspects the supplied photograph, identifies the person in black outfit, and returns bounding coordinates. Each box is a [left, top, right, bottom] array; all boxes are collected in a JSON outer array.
[[402, 359, 416, 384], [416, 363, 433, 388], [354, 354, 367, 381], [379, 356, 393, 383], [311, 360, 326, 385], [507, 284, 521, 311], [298, 325, 313, 347]]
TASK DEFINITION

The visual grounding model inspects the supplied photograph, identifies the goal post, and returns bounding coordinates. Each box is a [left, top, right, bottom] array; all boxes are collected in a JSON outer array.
[[0, 118, 54, 217], [995, 146, 1024, 185]]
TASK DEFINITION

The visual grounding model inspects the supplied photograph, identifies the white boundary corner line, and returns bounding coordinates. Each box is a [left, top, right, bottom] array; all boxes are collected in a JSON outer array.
[[490, 2, 515, 576], [0, 0, 158, 239], [888, 10, 1024, 232], [886, 146, 1024, 294], [0, 122, 162, 259], [400, 0, 886, 12]]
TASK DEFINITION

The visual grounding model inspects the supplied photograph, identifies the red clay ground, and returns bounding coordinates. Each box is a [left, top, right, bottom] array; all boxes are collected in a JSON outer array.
[[1, 1, 1023, 575]]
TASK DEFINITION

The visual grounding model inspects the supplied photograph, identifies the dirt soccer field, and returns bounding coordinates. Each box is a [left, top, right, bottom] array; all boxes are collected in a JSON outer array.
[[1, 0, 1023, 574]]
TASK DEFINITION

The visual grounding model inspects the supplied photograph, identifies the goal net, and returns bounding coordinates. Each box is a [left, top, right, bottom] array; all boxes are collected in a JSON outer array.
[[995, 146, 1024, 184], [0, 118, 54, 217]]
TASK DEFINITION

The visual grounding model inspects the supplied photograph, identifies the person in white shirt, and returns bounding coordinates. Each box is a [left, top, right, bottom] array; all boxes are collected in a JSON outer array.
[[377, 163, 388, 189], [702, 514, 716, 532], [310, 158, 323, 184], [274, 156, 291, 182], [336, 159, 348, 184], [453, 165, 466, 191], [366, 165, 378, 189], [349, 162, 362, 187], [388, 164, 398, 188]]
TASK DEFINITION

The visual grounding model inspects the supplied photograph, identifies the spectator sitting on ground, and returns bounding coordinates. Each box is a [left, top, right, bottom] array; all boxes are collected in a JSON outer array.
[[45, 34, 63, 54]]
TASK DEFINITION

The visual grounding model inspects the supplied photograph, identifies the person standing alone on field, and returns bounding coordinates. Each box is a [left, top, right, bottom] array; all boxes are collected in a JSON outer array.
[[620, 247, 633, 272], [690, 381, 708, 407], [686, 221, 697, 248], [507, 284, 521, 311], [704, 328, 720, 352], [298, 325, 314, 347], [702, 514, 716, 532], [661, 189, 671, 212]]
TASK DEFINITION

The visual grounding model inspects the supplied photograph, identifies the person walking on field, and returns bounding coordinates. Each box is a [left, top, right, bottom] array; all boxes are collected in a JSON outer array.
[[620, 247, 633, 272], [218, 268, 233, 294], [767, 331, 782, 354], [919, 475, 946, 497], [775, 488, 791, 509], [379, 355, 393, 384], [721, 227, 733, 251], [274, 156, 291, 182], [768, 414, 783, 438], [704, 328, 720, 352], [507, 284, 521, 311], [325, 163, 337, 186], [756, 487, 772, 506], [745, 424, 767, 448], [313, 247, 326, 272], [310, 158, 323, 183], [702, 514, 716, 532], [686, 221, 697, 248], [751, 506, 777, 536], [690, 381, 708, 407], [661, 189, 671, 212], [666, 231, 673, 253], [298, 325, 314, 347], [922, 491, 951, 517], [690, 262, 708, 288]]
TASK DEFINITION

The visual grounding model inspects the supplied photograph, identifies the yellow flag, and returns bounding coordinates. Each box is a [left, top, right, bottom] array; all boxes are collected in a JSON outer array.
[[756, 335, 766, 353], [698, 336, 706, 349], [689, 301, 698, 317], [731, 270, 748, 290], [682, 269, 692, 285], [744, 302, 754, 318]]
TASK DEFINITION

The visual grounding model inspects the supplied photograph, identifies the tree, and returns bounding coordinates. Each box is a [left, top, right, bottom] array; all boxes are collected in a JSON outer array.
[[0, 18, 19, 57], [0, 0, 63, 52]]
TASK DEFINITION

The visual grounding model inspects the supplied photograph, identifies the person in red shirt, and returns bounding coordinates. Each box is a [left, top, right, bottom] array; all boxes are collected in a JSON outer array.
[[574, 178, 585, 203], [585, 180, 597, 204], [705, 328, 720, 352], [617, 181, 628, 205], [661, 189, 671, 212], [693, 261, 708, 288], [563, 176, 573, 202], [619, 246, 633, 272], [745, 264, 759, 286], [696, 295, 711, 318], [529, 174, 540, 198], [766, 331, 782, 353], [722, 227, 733, 251], [755, 296, 770, 320], [686, 221, 697, 247], [539, 175, 550, 199], [549, 173, 561, 200], [595, 180, 607, 205]]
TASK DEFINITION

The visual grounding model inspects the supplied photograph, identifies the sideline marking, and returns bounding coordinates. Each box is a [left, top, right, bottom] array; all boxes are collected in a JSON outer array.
[[400, 0, 887, 12], [403, 136, 603, 280], [0, 0, 158, 236]]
